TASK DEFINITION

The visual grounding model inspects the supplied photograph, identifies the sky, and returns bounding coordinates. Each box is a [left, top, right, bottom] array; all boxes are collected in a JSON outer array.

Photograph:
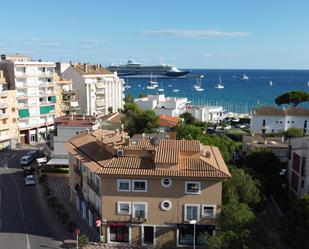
[[1, 0, 309, 69]]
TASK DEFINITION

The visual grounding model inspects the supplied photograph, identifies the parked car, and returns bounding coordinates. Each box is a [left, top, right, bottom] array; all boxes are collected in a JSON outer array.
[[25, 175, 36, 186], [26, 150, 39, 160], [20, 155, 34, 166]]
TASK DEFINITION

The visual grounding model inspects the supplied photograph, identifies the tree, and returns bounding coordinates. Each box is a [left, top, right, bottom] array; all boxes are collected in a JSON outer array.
[[284, 127, 304, 138], [281, 194, 309, 249], [223, 167, 261, 208], [123, 95, 134, 104], [122, 103, 159, 136], [171, 124, 203, 140], [179, 112, 197, 125], [275, 91, 309, 107], [245, 148, 282, 178]]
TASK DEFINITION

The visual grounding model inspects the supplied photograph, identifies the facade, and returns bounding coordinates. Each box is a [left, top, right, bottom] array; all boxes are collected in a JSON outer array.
[[250, 106, 309, 135], [288, 137, 309, 199], [134, 94, 225, 123], [55, 75, 80, 115], [65, 129, 231, 247], [0, 54, 59, 144], [0, 70, 18, 149], [52, 115, 99, 157], [62, 64, 124, 117], [242, 134, 289, 161]]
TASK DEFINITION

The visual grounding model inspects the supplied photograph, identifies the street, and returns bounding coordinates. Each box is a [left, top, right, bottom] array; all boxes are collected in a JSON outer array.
[[0, 149, 63, 249]]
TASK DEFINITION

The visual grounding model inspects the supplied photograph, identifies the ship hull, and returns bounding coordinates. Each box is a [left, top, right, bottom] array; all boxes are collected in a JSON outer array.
[[115, 71, 190, 78]]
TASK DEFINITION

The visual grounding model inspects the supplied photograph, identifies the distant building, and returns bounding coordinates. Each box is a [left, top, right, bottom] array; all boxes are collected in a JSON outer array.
[[0, 54, 60, 144], [288, 136, 309, 199], [159, 114, 179, 132], [134, 94, 225, 123], [65, 129, 230, 247], [62, 63, 124, 117], [242, 134, 289, 161], [0, 70, 18, 150], [250, 106, 309, 135], [51, 115, 99, 158]]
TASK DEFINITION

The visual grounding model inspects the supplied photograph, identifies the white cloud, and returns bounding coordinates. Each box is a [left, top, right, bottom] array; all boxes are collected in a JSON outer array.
[[143, 29, 251, 37], [203, 53, 213, 57], [29, 37, 41, 42]]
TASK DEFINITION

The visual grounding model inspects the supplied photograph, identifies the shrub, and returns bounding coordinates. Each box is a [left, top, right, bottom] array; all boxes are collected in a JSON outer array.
[[78, 234, 89, 248]]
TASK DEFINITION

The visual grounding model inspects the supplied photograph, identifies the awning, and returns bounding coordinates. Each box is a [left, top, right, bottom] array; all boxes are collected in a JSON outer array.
[[46, 158, 69, 165]]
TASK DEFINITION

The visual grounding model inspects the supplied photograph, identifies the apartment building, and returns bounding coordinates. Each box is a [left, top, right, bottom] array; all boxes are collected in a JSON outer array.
[[0, 54, 59, 144], [62, 64, 124, 117], [0, 70, 18, 149], [250, 106, 309, 135], [288, 136, 309, 200], [65, 129, 231, 247], [55, 75, 80, 115]]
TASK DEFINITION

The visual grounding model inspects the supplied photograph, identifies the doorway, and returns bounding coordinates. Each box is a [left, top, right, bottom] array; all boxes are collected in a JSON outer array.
[[144, 226, 154, 245]]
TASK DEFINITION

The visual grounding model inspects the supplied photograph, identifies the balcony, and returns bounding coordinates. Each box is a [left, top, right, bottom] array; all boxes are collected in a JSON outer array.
[[96, 89, 105, 95], [96, 100, 105, 107], [0, 101, 8, 108], [0, 113, 9, 119], [0, 124, 9, 130], [0, 134, 11, 142], [96, 82, 105, 89]]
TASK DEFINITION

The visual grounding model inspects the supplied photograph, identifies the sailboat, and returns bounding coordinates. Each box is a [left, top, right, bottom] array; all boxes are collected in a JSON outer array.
[[215, 75, 224, 89], [146, 74, 159, 89], [193, 75, 204, 92], [238, 74, 249, 80], [269, 80, 273, 87], [124, 77, 131, 89]]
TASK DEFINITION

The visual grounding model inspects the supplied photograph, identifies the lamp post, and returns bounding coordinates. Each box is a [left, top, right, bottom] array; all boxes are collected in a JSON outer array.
[[189, 219, 197, 249]]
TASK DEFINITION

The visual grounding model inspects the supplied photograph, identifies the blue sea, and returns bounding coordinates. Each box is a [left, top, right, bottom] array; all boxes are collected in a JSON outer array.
[[124, 69, 309, 113]]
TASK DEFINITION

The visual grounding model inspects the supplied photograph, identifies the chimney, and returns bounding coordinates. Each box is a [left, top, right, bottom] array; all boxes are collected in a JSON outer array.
[[206, 151, 211, 158], [142, 133, 145, 140], [83, 63, 88, 73]]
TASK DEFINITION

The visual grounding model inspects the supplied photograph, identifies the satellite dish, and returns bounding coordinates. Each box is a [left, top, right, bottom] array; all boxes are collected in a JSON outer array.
[[150, 137, 160, 146]]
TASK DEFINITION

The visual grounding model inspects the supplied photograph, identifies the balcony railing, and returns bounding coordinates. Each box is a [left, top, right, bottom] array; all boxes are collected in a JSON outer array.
[[0, 124, 10, 130], [0, 113, 9, 119]]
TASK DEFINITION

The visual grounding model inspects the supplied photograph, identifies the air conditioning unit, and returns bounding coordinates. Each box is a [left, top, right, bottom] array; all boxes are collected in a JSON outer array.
[[116, 150, 124, 156]]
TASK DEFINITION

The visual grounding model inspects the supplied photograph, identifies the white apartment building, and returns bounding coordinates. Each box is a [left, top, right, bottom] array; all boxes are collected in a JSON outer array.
[[250, 106, 309, 135], [134, 94, 225, 123], [62, 64, 124, 117], [0, 54, 58, 144], [288, 136, 309, 199]]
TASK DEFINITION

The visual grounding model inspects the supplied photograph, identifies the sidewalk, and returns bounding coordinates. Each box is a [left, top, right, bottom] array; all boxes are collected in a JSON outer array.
[[47, 176, 99, 242], [36, 174, 76, 247]]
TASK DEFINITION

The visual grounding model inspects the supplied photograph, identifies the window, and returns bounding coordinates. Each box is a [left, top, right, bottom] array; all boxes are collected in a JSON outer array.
[[201, 205, 216, 218], [275, 121, 278, 124], [132, 180, 147, 192], [161, 178, 172, 188], [292, 121, 294, 124], [160, 200, 172, 211], [287, 121, 290, 123], [132, 202, 147, 219], [262, 119, 266, 126], [280, 121, 283, 124], [117, 202, 131, 215], [109, 225, 129, 243], [184, 204, 200, 221], [185, 181, 201, 194], [117, 179, 131, 192]]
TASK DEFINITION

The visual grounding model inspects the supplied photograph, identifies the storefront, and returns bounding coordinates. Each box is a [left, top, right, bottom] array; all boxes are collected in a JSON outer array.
[[107, 222, 130, 243], [177, 224, 215, 246]]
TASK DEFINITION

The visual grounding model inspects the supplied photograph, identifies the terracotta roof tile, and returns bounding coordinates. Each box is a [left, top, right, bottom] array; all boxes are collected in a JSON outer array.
[[254, 106, 309, 116]]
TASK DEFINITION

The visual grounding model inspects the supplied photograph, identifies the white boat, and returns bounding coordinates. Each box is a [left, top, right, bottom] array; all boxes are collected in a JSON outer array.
[[158, 83, 164, 92], [238, 74, 249, 80], [138, 84, 141, 87], [193, 75, 204, 92], [168, 84, 172, 87], [269, 80, 273, 87], [146, 74, 159, 89], [173, 89, 180, 92], [215, 75, 224, 89]]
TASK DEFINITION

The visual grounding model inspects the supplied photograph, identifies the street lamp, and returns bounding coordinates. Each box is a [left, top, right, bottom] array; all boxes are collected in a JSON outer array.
[[189, 219, 197, 249]]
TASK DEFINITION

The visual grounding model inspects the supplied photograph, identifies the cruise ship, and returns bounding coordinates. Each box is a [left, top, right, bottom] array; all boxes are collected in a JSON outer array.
[[107, 59, 190, 78]]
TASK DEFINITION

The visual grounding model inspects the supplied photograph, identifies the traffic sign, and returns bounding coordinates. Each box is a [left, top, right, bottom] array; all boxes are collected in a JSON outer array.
[[96, 219, 101, 227]]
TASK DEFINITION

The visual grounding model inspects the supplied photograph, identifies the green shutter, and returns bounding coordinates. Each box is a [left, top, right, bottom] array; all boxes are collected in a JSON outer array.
[[50, 96, 56, 103], [19, 109, 30, 118], [40, 105, 55, 114]]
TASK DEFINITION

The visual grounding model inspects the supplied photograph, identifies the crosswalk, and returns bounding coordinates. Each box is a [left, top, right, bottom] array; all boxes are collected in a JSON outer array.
[[0, 151, 16, 169]]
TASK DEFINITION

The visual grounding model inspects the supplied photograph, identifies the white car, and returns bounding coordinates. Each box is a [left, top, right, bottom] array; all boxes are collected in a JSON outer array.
[[25, 175, 36, 186], [224, 125, 232, 130]]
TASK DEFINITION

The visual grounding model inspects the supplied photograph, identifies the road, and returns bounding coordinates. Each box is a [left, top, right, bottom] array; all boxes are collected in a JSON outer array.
[[0, 149, 63, 249]]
